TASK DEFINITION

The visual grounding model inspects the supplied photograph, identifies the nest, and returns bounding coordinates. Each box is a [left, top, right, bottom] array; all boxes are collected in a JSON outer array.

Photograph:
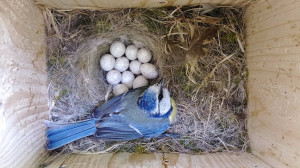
[[44, 4, 249, 155]]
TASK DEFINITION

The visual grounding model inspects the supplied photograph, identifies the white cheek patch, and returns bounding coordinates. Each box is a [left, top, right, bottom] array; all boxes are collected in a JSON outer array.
[[148, 85, 160, 94], [159, 89, 171, 115]]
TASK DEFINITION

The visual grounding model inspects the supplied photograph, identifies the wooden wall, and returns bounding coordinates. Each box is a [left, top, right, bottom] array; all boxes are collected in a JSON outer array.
[[246, 0, 300, 168], [0, 0, 48, 167], [35, 0, 250, 9], [45, 152, 271, 168], [2, 0, 300, 167]]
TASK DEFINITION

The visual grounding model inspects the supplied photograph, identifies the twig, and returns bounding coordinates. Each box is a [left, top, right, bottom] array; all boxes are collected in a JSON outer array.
[[218, 137, 229, 151], [203, 93, 214, 136]]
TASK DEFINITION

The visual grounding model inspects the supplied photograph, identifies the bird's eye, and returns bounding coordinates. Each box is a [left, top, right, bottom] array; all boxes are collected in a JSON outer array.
[[158, 93, 163, 101]]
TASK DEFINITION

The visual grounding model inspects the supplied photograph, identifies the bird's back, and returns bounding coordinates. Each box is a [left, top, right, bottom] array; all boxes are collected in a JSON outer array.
[[94, 87, 170, 139], [121, 100, 170, 138]]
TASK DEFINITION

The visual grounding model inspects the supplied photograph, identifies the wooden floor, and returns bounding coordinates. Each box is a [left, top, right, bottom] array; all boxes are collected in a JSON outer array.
[[45, 152, 271, 168]]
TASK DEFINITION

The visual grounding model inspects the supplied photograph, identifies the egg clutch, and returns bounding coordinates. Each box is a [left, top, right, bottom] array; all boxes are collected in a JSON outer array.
[[100, 41, 159, 96]]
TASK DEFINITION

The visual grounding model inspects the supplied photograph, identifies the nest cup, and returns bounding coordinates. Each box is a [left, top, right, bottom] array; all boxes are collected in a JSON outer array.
[[47, 27, 165, 151]]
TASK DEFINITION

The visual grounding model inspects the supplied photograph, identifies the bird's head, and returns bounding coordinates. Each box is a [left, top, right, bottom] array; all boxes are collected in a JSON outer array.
[[137, 80, 177, 123]]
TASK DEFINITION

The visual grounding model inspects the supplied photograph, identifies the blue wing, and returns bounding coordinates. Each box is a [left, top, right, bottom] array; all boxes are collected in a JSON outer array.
[[92, 88, 145, 118], [92, 94, 125, 118], [95, 113, 143, 140], [131, 121, 170, 138]]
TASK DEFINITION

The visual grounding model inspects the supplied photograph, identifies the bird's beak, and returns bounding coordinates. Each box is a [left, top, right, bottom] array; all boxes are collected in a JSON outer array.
[[169, 98, 177, 124], [158, 79, 164, 87]]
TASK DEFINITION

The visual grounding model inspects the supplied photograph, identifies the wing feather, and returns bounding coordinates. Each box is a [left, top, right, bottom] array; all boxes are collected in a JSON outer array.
[[95, 114, 142, 140]]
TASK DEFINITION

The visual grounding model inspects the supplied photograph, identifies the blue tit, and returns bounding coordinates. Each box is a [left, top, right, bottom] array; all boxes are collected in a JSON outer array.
[[45, 81, 177, 150]]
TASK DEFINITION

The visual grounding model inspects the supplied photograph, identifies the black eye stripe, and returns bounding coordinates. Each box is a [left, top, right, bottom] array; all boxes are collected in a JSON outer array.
[[158, 93, 163, 101], [137, 96, 142, 104], [158, 88, 164, 101]]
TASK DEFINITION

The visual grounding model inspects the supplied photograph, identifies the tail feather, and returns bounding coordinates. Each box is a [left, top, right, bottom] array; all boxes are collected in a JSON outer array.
[[47, 127, 96, 150], [46, 119, 96, 138], [45, 119, 98, 150]]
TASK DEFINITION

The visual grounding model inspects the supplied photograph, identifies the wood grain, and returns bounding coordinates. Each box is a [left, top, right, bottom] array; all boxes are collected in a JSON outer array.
[[34, 0, 251, 9], [3, 0, 300, 167], [246, 0, 300, 168], [46, 152, 271, 168], [0, 0, 48, 168]]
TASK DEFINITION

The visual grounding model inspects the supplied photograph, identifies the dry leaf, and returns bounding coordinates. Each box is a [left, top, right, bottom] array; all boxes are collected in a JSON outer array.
[[201, 4, 216, 14], [196, 16, 222, 25]]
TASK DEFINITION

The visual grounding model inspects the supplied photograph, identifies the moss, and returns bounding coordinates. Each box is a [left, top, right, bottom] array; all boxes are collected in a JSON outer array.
[[134, 145, 147, 154], [221, 31, 237, 43], [173, 67, 200, 96], [159, 145, 168, 152], [246, 146, 251, 153], [54, 89, 68, 101], [95, 19, 111, 33], [191, 148, 203, 154], [233, 77, 242, 85], [140, 9, 168, 34], [47, 48, 67, 68]]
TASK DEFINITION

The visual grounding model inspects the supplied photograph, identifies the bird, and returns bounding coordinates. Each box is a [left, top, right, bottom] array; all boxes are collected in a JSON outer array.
[[45, 81, 177, 150]]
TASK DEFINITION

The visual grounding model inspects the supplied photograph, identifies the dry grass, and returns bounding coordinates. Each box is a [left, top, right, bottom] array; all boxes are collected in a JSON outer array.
[[43, 4, 249, 156]]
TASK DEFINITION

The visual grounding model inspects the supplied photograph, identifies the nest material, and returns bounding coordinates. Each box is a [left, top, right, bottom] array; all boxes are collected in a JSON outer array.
[[44, 5, 249, 154]]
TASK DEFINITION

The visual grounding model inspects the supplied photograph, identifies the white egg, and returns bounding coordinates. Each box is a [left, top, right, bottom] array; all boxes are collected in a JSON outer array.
[[125, 45, 138, 60], [137, 48, 152, 63], [100, 54, 115, 71], [121, 71, 135, 88], [129, 60, 141, 75], [133, 75, 149, 89], [140, 63, 158, 79], [106, 70, 122, 85], [113, 84, 129, 96], [110, 41, 126, 58], [114, 57, 129, 72]]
